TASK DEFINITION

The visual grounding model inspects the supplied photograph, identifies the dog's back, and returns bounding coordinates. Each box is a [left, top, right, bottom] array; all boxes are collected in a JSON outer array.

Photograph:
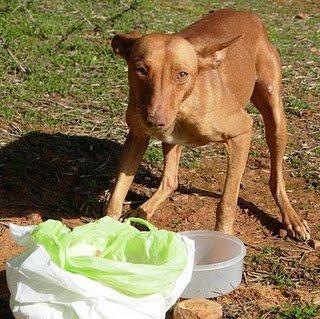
[[179, 9, 269, 107], [179, 9, 266, 53]]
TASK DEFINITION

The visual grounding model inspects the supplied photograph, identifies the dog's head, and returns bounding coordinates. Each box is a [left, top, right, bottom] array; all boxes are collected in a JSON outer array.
[[112, 31, 241, 132]]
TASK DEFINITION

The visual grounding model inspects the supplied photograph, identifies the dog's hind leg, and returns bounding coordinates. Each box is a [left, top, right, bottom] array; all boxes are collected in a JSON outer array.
[[251, 43, 310, 241]]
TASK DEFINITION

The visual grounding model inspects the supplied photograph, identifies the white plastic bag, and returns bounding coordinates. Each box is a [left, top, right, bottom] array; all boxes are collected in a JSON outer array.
[[6, 223, 194, 319]]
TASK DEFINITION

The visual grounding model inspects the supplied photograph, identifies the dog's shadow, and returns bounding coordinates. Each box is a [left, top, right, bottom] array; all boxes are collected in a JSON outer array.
[[178, 187, 282, 235], [0, 130, 281, 231], [0, 131, 154, 220], [0, 269, 13, 319]]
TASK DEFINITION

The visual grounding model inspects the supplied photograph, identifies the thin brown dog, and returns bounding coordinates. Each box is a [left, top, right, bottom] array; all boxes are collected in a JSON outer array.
[[105, 9, 310, 241]]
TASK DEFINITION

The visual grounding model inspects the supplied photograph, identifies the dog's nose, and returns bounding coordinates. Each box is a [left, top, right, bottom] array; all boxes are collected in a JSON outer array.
[[146, 113, 166, 127]]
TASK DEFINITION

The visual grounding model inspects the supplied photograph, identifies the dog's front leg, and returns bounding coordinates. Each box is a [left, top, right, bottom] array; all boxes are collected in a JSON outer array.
[[105, 132, 149, 219], [215, 129, 252, 234], [130, 143, 182, 220]]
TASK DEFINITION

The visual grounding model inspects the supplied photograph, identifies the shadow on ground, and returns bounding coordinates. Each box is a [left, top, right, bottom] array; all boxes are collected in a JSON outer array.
[[178, 187, 282, 236], [0, 131, 157, 220], [0, 270, 13, 319], [0, 131, 281, 231]]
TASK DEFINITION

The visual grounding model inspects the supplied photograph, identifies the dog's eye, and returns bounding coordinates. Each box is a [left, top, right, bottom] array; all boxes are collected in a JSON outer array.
[[178, 71, 188, 80], [136, 67, 148, 77]]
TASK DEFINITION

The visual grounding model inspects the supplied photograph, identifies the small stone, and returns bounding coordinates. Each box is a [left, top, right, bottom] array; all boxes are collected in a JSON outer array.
[[174, 299, 223, 319], [296, 12, 309, 20], [314, 296, 320, 306], [310, 47, 320, 56], [27, 212, 43, 224], [309, 239, 320, 250], [278, 228, 288, 238], [171, 194, 189, 202]]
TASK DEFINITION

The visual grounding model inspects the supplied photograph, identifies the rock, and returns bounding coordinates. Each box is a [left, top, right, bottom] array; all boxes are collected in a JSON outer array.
[[314, 296, 320, 306], [296, 12, 309, 20], [26, 212, 43, 225], [174, 299, 222, 319], [310, 46, 320, 56], [309, 239, 320, 250], [278, 228, 288, 238], [171, 194, 189, 202]]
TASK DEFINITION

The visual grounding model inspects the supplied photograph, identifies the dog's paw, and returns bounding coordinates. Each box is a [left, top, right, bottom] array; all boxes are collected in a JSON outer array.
[[121, 207, 153, 221], [281, 216, 310, 241]]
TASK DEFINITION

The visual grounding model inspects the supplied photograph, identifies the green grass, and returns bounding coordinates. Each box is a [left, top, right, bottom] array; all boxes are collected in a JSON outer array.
[[1, 1, 318, 117], [0, 0, 319, 177], [0, 0, 319, 191], [249, 247, 293, 288], [247, 245, 319, 290], [0, 0, 318, 138], [271, 305, 319, 319], [144, 143, 163, 164], [250, 246, 281, 264]]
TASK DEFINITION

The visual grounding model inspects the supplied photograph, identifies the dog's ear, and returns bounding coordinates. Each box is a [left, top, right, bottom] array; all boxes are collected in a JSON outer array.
[[196, 34, 243, 70], [111, 31, 141, 61]]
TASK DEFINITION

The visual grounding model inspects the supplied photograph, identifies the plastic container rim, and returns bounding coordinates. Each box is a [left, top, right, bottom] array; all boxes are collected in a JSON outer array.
[[179, 230, 246, 271]]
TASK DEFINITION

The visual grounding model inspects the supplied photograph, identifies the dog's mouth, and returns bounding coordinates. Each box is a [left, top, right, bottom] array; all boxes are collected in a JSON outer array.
[[144, 120, 175, 136], [145, 121, 170, 130], [142, 117, 176, 138]]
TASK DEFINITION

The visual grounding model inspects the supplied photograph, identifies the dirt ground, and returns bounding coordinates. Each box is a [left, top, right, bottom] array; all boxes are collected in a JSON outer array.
[[1, 0, 319, 318], [0, 123, 319, 318]]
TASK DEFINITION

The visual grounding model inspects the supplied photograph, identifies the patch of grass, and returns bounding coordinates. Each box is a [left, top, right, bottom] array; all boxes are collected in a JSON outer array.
[[247, 244, 320, 292], [0, 105, 14, 119], [247, 103, 260, 115], [287, 152, 320, 191], [246, 246, 320, 289], [249, 246, 281, 264], [249, 149, 261, 158], [181, 147, 202, 169], [285, 95, 311, 116], [1, 0, 319, 189], [268, 263, 292, 287], [270, 304, 319, 319], [144, 144, 163, 164]]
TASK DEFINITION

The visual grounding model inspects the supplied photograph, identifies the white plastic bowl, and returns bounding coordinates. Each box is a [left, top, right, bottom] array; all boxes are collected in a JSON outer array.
[[180, 230, 246, 299]]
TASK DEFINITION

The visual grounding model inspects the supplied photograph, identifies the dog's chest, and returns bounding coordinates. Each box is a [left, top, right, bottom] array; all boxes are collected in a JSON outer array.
[[161, 118, 225, 147]]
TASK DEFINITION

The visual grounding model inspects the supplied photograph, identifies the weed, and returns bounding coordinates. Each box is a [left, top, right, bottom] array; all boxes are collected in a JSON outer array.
[[249, 149, 261, 158], [144, 145, 163, 164], [270, 304, 319, 319], [181, 147, 202, 169], [268, 263, 292, 287], [249, 246, 281, 264]]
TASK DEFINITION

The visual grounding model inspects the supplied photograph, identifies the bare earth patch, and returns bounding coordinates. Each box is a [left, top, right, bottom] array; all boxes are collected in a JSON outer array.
[[0, 0, 319, 318], [1, 148, 319, 318]]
